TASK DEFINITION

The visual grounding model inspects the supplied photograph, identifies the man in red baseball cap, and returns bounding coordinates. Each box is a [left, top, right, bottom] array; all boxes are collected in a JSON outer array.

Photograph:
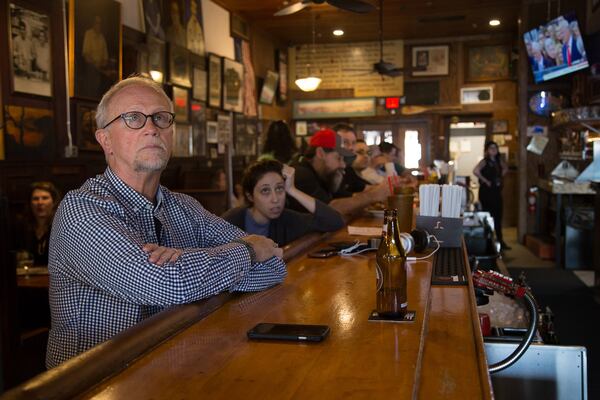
[[289, 128, 389, 217]]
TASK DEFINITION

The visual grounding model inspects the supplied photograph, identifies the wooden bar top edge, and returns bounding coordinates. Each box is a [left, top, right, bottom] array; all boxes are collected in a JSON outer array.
[[1, 231, 331, 400]]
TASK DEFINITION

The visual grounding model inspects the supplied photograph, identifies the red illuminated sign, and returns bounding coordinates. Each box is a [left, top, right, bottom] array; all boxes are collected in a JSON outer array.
[[385, 97, 400, 109]]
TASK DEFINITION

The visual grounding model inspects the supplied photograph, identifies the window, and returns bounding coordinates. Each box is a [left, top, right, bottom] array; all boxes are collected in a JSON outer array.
[[404, 130, 421, 169]]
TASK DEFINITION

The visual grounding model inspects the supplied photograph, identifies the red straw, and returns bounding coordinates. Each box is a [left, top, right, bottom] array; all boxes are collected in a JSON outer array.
[[387, 176, 393, 194]]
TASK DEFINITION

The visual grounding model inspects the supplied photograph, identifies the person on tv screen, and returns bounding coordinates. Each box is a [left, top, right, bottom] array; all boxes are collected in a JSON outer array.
[[557, 19, 583, 66]]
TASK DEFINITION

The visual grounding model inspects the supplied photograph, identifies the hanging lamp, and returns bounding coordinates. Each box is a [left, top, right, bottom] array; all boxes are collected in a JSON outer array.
[[295, 13, 321, 92]]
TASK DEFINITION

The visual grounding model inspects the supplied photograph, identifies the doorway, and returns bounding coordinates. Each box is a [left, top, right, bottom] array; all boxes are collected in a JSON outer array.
[[449, 121, 487, 201]]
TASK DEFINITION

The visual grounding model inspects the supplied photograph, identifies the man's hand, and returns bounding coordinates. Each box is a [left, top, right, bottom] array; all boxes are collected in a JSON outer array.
[[364, 180, 391, 203], [239, 235, 283, 262], [143, 244, 183, 266]]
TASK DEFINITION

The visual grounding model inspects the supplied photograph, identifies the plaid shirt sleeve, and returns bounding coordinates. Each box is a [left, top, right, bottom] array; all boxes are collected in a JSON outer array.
[[50, 186, 286, 307]]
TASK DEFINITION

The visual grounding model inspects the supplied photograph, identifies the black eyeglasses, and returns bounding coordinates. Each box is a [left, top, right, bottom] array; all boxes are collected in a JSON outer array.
[[102, 111, 175, 130]]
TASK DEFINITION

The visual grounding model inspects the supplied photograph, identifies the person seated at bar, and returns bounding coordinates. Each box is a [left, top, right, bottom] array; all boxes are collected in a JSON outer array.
[[333, 124, 369, 195], [222, 159, 344, 246], [46, 76, 286, 368], [15, 181, 61, 266], [290, 128, 390, 216]]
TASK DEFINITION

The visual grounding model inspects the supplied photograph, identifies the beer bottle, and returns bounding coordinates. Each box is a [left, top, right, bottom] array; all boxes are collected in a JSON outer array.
[[376, 209, 408, 317]]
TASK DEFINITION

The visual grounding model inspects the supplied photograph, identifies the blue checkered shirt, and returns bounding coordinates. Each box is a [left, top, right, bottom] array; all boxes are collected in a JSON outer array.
[[46, 168, 286, 368]]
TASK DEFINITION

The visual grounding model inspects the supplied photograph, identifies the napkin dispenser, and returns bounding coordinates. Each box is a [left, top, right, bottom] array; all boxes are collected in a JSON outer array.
[[416, 215, 463, 248]]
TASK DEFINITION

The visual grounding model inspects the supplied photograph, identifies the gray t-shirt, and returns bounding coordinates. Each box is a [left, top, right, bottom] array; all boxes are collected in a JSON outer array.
[[244, 209, 270, 237]]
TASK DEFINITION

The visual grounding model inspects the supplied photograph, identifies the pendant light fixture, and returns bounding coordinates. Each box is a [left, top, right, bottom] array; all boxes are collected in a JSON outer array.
[[295, 13, 321, 92]]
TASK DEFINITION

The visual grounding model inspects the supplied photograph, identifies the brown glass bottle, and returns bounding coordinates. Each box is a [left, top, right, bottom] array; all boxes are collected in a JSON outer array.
[[375, 209, 408, 317]]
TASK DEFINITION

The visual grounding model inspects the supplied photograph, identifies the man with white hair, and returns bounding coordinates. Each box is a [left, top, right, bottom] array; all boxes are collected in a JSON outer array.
[[47, 76, 286, 368], [557, 19, 583, 66]]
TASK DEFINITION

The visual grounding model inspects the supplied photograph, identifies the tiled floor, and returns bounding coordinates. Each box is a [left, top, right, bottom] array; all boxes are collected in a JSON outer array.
[[501, 227, 595, 287]]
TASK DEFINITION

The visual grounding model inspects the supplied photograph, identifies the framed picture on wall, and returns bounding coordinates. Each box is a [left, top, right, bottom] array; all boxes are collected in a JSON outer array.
[[259, 70, 279, 105], [190, 101, 206, 156], [168, 44, 191, 87], [208, 54, 222, 108], [492, 119, 508, 133], [147, 35, 165, 83], [410, 45, 449, 77], [192, 66, 207, 101], [142, 0, 166, 41], [173, 123, 192, 157], [69, 0, 121, 100], [75, 101, 102, 152], [222, 58, 244, 113], [276, 49, 288, 102], [466, 45, 510, 82], [8, 3, 52, 97], [172, 86, 189, 122], [4, 105, 53, 160], [185, 0, 205, 56], [206, 120, 218, 143], [137, 44, 150, 77], [230, 13, 249, 41]]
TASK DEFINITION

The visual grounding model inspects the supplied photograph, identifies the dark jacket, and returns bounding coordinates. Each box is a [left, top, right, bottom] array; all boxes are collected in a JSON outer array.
[[222, 200, 344, 246]]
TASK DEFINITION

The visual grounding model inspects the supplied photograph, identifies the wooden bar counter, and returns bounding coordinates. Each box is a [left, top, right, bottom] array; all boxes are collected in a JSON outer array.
[[75, 216, 493, 400]]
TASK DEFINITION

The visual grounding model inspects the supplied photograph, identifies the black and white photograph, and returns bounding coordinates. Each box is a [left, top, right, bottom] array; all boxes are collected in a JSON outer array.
[[208, 54, 222, 108], [143, 0, 166, 40], [185, 0, 205, 56], [222, 58, 244, 113], [173, 123, 192, 157], [190, 101, 206, 156], [70, 0, 121, 100], [206, 120, 218, 143], [9, 3, 52, 97], [193, 66, 207, 101]]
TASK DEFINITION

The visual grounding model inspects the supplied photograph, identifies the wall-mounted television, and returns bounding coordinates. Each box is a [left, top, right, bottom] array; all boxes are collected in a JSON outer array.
[[524, 13, 589, 83]]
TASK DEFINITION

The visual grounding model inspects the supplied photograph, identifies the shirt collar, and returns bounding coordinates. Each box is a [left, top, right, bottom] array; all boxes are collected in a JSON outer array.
[[104, 167, 164, 213]]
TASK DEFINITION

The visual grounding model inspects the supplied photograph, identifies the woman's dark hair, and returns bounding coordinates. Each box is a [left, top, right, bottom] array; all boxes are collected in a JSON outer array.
[[484, 141, 501, 162], [263, 120, 297, 164], [241, 159, 284, 205]]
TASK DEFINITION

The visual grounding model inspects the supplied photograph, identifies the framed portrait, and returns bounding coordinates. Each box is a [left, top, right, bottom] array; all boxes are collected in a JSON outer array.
[[222, 58, 244, 113], [276, 49, 288, 102], [208, 54, 222, 108], [4, 105, 53, 159], [185, 0, 205, 55], [411, 45, 449, 76], [230, 13, 249, 41], [206, 120, 218, 143], [173, 123, 192, 157], [142, 0, 166, 41], [147, 35, 166, 83], [69, 0, 121, 100], [164, 0, 186, 48], [217, 114, 231, 146], [259, 70, 279, 105], [492, 119, 508, 133], [9, 3, 52, 97], [466, 45, 510, 82], [190, 101, 206, 156], [172, 86, 189, 122], [75, 101, 101, 152], [192, 66, 207, 101], [168, 44, 191, 87]]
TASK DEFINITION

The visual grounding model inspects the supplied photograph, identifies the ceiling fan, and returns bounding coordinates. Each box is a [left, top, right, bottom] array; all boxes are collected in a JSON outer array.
[[274, 0, 375, 17]]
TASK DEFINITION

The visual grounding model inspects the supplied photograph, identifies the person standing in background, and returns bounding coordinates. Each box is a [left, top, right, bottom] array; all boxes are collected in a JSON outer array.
[[260, 120, 297, 164], [473, 141, 510, 250]]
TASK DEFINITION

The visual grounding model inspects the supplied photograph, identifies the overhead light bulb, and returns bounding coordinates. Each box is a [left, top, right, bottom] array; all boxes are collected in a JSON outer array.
[[333, 29, 344, 36], [489, 19, 500, 27], [149, 70, 163, 83], [295, 76, 322, 92]]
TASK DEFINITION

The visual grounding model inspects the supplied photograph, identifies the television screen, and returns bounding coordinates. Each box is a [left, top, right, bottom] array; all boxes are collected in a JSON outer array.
[[259, 70, 279, 105], [524, 13, 589, 83]]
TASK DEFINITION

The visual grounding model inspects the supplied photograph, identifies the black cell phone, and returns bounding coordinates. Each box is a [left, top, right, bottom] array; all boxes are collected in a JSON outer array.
[[328, 241, 358, 250], [307, 247, 338, 258], [247, 323, 330, 342]]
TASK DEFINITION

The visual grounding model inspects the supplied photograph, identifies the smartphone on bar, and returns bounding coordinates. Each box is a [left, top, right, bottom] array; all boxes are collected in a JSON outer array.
[[307, 247, 338, 258], [247, 323, 330, 342]]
